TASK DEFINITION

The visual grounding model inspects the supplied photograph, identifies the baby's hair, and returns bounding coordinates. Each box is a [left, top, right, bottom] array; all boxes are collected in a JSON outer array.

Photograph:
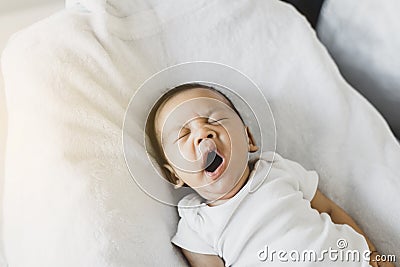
[[145, 83, 243, 185]]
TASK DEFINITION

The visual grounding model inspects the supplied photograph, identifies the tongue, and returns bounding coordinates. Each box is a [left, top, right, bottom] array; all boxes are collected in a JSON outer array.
[[205, 151, 222, 172]]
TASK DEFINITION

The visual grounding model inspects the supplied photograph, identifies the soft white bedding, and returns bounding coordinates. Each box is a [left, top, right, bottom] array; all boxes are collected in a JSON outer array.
[[1, 0, 399, 266]]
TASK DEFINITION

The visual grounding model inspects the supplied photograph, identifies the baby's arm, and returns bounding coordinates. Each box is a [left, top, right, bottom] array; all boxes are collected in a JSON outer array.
[[311, 190, 395, 267], [181, 248, 225, 267]]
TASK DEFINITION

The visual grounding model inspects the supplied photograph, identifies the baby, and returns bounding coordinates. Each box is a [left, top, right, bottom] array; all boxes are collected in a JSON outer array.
[[146, 83, 394, 267]]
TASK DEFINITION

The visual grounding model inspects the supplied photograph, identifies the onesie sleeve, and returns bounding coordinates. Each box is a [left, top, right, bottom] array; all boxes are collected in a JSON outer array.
[[171, 217, 218, 255], [171, 194, 218, 255], [265, 152, 319, 201], [283, 157, 319, 201]]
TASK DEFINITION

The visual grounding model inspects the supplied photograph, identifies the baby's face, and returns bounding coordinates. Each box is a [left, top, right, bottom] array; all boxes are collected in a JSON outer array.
[[155, 88, 257, 201]]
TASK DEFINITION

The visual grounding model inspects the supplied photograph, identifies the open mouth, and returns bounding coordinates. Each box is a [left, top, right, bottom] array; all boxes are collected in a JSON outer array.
[[204, 150, 224, 177]]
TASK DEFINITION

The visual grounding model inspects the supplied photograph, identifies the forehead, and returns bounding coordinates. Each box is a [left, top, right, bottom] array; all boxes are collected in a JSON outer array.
[[156, 88, 231, 124], [164, 88, 230, 110]]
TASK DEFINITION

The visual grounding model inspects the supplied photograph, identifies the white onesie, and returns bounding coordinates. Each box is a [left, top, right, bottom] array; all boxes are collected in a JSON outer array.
[[171, 152, 371, 266]]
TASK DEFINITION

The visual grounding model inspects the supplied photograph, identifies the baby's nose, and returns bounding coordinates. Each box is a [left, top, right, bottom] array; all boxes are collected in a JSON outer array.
[[195, 130, 216, 146]]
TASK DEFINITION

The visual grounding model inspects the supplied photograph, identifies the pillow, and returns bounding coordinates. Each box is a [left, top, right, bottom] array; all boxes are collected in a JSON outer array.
[[317, 0, 400, 138], [2, 0, 400, 266], [0, 84, 6, 267], [1, 7, 187, 267]]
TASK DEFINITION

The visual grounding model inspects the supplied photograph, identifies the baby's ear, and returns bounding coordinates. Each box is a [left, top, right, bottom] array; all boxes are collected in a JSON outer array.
[[163, 164, 185, 189], [245, 126, 259, 153]]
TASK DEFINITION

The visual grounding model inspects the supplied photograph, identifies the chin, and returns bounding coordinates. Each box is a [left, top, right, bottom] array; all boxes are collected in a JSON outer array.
[[205, 182, 240, 200]]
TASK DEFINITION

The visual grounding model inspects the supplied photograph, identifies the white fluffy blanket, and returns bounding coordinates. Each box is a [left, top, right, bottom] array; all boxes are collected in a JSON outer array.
[[1, 0, 399, 266]]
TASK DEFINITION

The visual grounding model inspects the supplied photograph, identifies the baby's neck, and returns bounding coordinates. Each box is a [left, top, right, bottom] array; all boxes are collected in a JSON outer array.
[[206, 164, 251, 207]]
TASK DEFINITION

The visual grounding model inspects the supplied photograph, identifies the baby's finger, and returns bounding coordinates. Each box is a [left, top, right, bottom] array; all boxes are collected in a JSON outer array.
[[369, 252, 380, 267]]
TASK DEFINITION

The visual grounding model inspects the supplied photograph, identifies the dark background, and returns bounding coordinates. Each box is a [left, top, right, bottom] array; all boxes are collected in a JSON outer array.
[[280, 0, 325, 28]]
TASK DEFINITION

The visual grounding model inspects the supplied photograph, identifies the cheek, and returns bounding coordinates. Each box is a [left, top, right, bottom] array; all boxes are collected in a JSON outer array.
[[224, 123, 247, 148], [177, 141, 196, 160], [164, 142, 202, 174], [161, 142, 173, 157], [227, 127, 249, 163], [162, 143, 183, 167]]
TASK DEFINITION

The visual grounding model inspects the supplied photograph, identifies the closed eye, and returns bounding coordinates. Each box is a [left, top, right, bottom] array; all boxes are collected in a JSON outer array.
[[208, 118, 227, 125], [174, 131, 190, 143], [173, 118, 227, 143]]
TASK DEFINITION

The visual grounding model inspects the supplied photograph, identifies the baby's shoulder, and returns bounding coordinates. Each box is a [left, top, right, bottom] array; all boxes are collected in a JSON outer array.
[[176, 193, 206, 222], [256, 151, 301, 171], [258, 151, 282, 163], [177, 193, 203, 206], [251, 151, 283, 173]]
